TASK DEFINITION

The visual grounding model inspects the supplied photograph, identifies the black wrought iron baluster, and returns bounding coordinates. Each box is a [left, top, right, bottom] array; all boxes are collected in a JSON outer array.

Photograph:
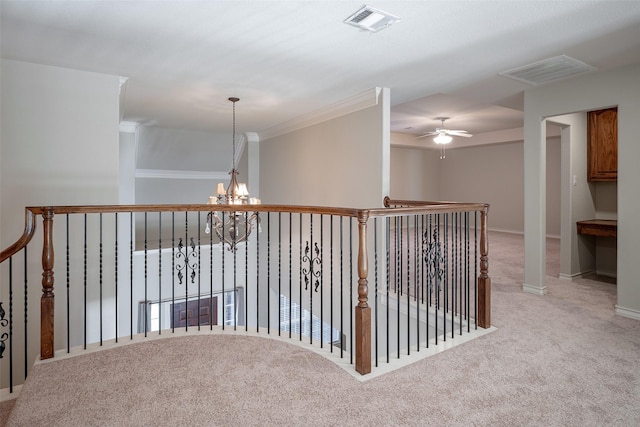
[[266, 212, 270, 334], [465, 211, 470, 332], [415, 214, 419, 352], [245, 212, 248, 332], [115, 213, 118, 343], [474, 211, 478, 329], [100, 212, 103, 345], [130, 212, 133, 340], [374, 217, 378, 366], [209, 211, 214, 331], [221, 211, 225, 331], [171, 212, 176, 333], [435, 214, 440, 345], [6, 258, 14, 392], [66, 214, 70, 352], [231, 212, 238, 331], [184, 212, 188, 332], [144, 212, 148, 337], [340, 216, 344, 359], [197, 212, 201, 331], [309, 214, 313, 344], [452, 212, 457, 338], [83, 214, 87, 349], [288, 213, 292, 340], [349, 218, 353, 364], [298, 213, 302, 341], [256, 211, 261, 334], [233, 212, 238, 331], [386, 216, 390, 362], [330, 215, 334, 353], [320, 214, 323, 348], [397, 215, 401, 358], [276, 212, 282, 336], [443, 213, 448, 341], [424, 214, 429, 349], [158, 212, 162, 334], [406, 215, 410, 355]]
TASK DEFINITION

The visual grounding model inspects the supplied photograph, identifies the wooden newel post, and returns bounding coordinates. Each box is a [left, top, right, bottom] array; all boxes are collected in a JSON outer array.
[[355, 211, 371, 375], [41, 208, 55, 359], [478, 205, 491, 328]]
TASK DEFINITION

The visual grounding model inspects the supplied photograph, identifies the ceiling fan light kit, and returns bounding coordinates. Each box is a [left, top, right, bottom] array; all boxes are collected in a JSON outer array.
[[415, 117, 473, 160], [433, 133, 452, 144]]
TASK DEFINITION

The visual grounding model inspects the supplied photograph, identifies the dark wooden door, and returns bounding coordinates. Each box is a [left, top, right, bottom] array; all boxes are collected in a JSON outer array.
[[171, 297, 218, 328]]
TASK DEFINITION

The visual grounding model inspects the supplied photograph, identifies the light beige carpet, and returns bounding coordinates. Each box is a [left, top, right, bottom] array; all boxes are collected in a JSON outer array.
[[5, 232, 640, 426]]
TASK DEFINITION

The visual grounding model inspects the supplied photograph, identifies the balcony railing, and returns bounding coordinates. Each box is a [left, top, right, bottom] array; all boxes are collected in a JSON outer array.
[[0, 199, 490, 394]]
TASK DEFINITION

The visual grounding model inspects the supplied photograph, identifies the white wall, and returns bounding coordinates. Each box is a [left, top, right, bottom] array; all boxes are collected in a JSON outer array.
[[390, 135, 440, 201], [260, 88, 390, 208], [390, 137, 561, 237], [524, 62, 640, 318], [0, 59, 121, 385]]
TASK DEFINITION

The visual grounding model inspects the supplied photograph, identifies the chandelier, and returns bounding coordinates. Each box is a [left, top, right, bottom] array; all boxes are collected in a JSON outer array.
[[205, 97, 260, 251]]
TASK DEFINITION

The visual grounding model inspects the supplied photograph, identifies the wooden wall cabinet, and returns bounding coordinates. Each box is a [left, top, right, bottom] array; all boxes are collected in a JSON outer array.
[[588, 107, 617, 181]]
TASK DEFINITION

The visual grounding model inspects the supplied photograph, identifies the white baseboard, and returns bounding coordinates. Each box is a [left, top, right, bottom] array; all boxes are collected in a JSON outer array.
[[522, 283, 548, 295], [558, 270, 594, 281], [488, 228, 559, 240], [1, 384, 21, 402], [615, 305, 640, 321]]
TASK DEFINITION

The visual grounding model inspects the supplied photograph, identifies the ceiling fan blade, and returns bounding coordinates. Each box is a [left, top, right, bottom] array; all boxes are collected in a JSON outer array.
[[415, 132, 438, 139], [448, 131, 473, 137]]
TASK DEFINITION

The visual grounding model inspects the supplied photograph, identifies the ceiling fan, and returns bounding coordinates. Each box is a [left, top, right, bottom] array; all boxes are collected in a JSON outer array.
[[416, 117, 473, 159], [416, 117, 473, 142]]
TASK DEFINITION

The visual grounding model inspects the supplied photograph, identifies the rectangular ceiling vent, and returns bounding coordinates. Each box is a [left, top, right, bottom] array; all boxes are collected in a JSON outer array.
[[344, 5, 400, 33], [499, 55, 596, 85]]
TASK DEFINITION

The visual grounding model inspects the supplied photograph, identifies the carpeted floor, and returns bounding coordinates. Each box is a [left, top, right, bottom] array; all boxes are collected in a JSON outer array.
[[4, 232, 640, 426]]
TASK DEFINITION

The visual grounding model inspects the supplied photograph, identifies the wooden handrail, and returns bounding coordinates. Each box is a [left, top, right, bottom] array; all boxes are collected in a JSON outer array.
[[27, 204, 363, 217], [0, 209, 37, 263]]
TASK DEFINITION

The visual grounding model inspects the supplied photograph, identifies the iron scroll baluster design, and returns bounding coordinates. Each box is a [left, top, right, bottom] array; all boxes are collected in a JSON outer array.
[[302, 241, 322, 292], [423, 227, 445, 298], [0, 302, 7, 358], [175, 237, 198, 285]]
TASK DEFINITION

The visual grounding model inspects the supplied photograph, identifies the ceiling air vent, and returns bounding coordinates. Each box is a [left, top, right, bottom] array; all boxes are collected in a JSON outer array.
[[344, 5, 400, 33], [499, 55, 596, 85]]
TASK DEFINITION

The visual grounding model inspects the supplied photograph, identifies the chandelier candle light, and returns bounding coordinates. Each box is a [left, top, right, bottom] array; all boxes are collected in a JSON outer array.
[[205, 97, 260, 251]]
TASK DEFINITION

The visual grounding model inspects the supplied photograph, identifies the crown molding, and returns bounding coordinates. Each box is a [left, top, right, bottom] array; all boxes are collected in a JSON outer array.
[[136, 169, 229, 180], [119, 121, 139, 133], [259, 87, 382, 141]]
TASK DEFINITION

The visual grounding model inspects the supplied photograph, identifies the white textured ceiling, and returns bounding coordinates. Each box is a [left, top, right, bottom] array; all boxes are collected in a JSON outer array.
[[2, 1, 640, 144]]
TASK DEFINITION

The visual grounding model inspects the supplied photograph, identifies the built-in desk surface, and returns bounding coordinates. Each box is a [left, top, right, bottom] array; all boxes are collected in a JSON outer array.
[[576, 219, 617, 238]]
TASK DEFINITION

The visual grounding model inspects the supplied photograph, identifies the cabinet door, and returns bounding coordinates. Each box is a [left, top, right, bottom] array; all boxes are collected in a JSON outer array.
[[588, 107, 617, 181]]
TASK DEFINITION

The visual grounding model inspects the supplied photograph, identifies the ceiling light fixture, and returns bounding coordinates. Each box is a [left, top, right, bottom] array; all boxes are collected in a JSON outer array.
[[206, 97, 260, 251], [344, 5, 400, 32], [433, 133, 452, 145]]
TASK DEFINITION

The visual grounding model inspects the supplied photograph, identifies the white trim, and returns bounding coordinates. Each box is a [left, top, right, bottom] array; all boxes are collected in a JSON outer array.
[[615, 305, 640, 321], [233, 134, 247, 170], [522, 283, 548, 295], [135, 169, 229, 180], [558, 270, 594, 281], [259, 87, 382, 140], [119, 121, 138, 133], [1, 384, 21, 402]]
